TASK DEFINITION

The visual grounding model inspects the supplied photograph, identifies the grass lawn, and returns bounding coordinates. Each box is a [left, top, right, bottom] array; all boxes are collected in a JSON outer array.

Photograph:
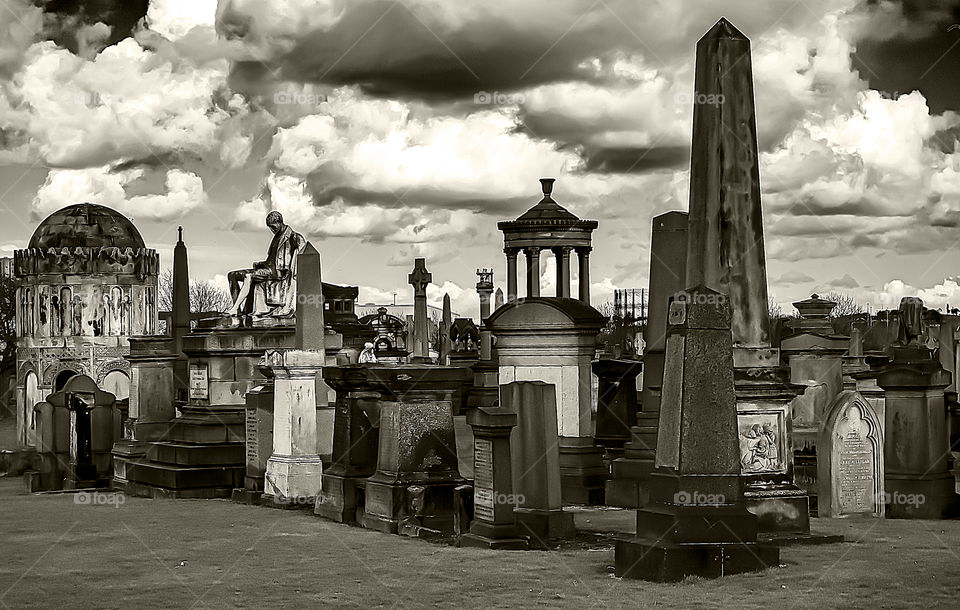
[[1, 478, 959, 608]]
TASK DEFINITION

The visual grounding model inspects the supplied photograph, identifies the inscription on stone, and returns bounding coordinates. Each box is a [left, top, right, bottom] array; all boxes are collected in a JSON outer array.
[[189, 364, 208, 399], [473, 438, 495, 521], [245, 407, 258, 468], [836, 406, 877, 514]]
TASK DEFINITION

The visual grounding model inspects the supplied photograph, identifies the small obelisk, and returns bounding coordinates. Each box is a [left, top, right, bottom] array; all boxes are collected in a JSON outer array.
[[441, 293, 452, 365], [171, 226, 190, 391], [494, 288, 504, 311], [685, 17, 772, 356], [408, 258, 432, 362]]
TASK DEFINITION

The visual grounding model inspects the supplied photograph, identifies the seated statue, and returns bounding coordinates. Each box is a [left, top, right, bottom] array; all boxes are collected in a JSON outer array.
[[227, 211, 305, 317]]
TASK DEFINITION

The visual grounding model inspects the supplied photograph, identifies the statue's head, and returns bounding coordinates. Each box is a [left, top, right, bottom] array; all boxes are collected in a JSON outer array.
[[897, 296, 924, 346], [265, 211, 284, 234]]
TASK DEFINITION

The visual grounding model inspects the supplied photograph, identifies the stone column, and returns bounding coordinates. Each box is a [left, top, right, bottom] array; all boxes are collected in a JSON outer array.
[[263, 242, 326, 504], [408, 258, 433, 362], [576, 248, 591, 303], [459, 407, 528, 549], [263, 349, 325, 503], [525, 248, 541, 298], [505, 249, 519, 303], [554, 247, 571, 298], [476, 270, 494, 361]]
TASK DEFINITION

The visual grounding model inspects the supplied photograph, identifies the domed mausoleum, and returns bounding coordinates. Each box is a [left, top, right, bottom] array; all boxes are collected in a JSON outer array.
[[13, 203, 159, 446]]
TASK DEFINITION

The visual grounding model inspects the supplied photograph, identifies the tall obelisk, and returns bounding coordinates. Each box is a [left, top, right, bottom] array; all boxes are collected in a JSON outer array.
[[686, 17, 773, 363]]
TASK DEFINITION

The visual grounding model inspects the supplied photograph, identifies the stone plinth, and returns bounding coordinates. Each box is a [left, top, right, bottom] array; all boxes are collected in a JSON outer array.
[[112, 336, 180, 485], [877, 347, 959, 519], [125, 323, 295, 498], [361, 392, 463, 535], [615, 286, 777, 581], [592, 359, 642, 454], [315, 366, 381, 523], [262, 349, 325, 504], [458, 407, 528, 550], [501, 381, 575, 543]]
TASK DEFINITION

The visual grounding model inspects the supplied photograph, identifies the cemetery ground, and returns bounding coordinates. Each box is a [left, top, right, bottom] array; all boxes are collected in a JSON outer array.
[[1, 479, 959, 609]]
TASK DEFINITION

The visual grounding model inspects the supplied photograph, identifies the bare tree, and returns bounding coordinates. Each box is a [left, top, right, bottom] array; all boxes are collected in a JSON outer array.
[[595, 300, 615, 320], [0, 273, 16, 373], [822, 291, 866, 318], [768, 298, 784, 320], [157, 267, 232, 316]]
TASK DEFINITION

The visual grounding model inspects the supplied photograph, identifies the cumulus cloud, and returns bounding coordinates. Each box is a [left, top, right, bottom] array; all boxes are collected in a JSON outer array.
[[774, 271, 816, 285], [33, 165, 206, 221]]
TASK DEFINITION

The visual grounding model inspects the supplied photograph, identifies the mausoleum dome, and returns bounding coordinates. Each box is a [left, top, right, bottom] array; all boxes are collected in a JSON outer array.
[[28, 203, 145, 250]]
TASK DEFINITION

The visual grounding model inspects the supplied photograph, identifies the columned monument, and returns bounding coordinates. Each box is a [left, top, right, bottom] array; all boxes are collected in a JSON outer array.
[[498, 179, 596, 303]]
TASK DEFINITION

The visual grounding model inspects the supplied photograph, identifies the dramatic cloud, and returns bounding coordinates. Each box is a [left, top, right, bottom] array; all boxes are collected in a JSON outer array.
[[33, 165, 206, 221]]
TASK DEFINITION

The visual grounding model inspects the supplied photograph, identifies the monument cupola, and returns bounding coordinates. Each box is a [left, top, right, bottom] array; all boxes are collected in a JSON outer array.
[[13, 203, 159, 447], [497, 178, 597, 303]]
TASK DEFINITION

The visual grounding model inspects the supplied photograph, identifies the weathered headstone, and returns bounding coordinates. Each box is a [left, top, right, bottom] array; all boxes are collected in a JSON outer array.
[[458, 407, 528, 549], [615, 286, 778, 581], [408, 258, 432, 362], [818, 391, 884, 517], [592, 359, 642, 457], [500, 381, 575, 543], [361, 387, 462, 535]]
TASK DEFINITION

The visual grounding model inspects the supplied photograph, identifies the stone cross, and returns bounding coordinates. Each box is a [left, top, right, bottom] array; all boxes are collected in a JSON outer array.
[[408, 258, 432, 360]]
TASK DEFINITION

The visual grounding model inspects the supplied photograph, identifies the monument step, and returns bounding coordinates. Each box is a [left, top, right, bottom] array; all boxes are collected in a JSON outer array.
[[123, 480, 235, 499], [167, 421, 245, 444], [610, 459, 654, 479], [635, 504, 758, 544], [147, 441, 245, 466], [615, 537, 779, 582], [127, 462, 245, 489]]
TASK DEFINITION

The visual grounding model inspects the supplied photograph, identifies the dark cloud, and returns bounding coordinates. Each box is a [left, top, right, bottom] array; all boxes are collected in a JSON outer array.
[[37, 0, 149, 54], [828, 273, 860, 288], [579, 145, 690, 173], [852, 1, 960, 114]]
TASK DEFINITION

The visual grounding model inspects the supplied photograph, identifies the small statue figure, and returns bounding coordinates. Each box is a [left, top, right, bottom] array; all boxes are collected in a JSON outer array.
[[896, 296, 924, 347], [358, 341, 378, 363], [227, 211, 305, 316]]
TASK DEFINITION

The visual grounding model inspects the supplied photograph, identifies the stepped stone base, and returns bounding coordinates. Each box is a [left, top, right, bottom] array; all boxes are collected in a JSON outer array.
[[615, 538, 779, 582]]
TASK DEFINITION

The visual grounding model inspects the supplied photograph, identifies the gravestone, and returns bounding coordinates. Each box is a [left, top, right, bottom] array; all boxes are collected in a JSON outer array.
[[818, 391, 884, 517], [361, 388, 463, 535], [500, 381, 575, 543], [459, 407, 528, 549], [615, 286, 778, 581]]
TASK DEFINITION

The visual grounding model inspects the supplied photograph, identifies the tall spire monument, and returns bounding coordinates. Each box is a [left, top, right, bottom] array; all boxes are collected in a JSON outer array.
[[684, 18, 812, 537]]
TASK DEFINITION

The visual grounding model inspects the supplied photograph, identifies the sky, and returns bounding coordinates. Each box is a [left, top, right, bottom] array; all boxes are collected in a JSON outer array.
[[0, 0, 959, 319]]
